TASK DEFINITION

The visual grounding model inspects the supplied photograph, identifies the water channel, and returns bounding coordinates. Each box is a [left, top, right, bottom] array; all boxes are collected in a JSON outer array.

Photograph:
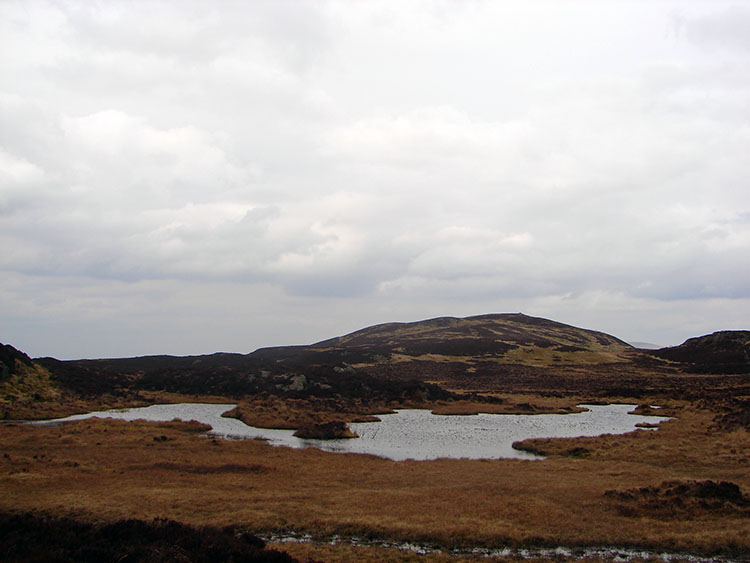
[[38, 402, 670, 460]]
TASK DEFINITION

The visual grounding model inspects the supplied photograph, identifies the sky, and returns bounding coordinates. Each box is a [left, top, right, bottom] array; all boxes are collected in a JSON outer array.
[[1, 1, 749, 360]]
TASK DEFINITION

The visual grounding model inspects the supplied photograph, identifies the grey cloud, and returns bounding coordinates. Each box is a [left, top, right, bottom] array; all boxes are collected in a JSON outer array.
[[685, 6, 750, 52]]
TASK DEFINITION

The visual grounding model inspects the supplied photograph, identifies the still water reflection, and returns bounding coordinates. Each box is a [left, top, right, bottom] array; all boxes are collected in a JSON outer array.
[[40, 403, 670, 461]]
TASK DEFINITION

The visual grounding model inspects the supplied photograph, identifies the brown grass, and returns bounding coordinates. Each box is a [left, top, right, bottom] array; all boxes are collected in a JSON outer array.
[[431, 396, 586, 416], [1, 403, 749, 559]]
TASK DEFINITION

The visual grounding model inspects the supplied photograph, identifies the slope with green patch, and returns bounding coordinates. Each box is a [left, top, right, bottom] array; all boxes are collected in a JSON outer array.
[[0, 344, 63, 418]]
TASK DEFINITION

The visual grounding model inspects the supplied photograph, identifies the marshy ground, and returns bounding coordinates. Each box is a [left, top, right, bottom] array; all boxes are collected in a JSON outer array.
[[1, 398, 748, 561]]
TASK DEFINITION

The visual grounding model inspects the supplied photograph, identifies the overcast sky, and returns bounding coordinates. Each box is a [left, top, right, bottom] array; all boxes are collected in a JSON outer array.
[[2, 1, 749, 359]]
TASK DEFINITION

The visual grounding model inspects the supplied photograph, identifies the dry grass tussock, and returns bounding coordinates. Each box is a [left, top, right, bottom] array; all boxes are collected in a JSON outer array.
[[604, 479, 750, 519], [1, 404, 749, 559]]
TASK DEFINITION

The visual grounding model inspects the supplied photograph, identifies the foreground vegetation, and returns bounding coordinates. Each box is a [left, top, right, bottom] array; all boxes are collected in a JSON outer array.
[[0, 512, 294, 563]]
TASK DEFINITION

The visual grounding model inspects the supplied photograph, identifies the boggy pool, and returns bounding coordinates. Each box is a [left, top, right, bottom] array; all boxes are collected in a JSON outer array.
[[39, 403, 670, 461]]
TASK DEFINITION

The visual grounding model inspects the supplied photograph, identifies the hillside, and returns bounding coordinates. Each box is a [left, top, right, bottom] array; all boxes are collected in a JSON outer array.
[[650, 331, 750, 374]]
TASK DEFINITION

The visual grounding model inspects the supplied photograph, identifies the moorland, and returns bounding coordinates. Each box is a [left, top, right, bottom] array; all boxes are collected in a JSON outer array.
[[1, 313, 749, 561]]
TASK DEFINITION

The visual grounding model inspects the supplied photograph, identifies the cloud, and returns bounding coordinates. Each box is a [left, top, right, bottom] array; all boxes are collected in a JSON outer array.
[[0, 148, 45, 186], [1, 0, 749, 357], [60, 110, 250, 199]]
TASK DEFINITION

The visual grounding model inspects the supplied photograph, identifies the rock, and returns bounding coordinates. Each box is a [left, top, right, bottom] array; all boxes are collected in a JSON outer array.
[[293, 421, 358, 440], [284, 375, 307, 392]]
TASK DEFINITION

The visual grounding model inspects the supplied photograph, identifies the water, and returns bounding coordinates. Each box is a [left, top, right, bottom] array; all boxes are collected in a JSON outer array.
[[37, 403, 670, 461], [261, 531, 742, 563]]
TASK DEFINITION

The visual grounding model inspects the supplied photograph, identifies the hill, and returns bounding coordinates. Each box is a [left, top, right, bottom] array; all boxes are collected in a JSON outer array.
[[301, 312, 630, 360], [250, 313, 634, 369]]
